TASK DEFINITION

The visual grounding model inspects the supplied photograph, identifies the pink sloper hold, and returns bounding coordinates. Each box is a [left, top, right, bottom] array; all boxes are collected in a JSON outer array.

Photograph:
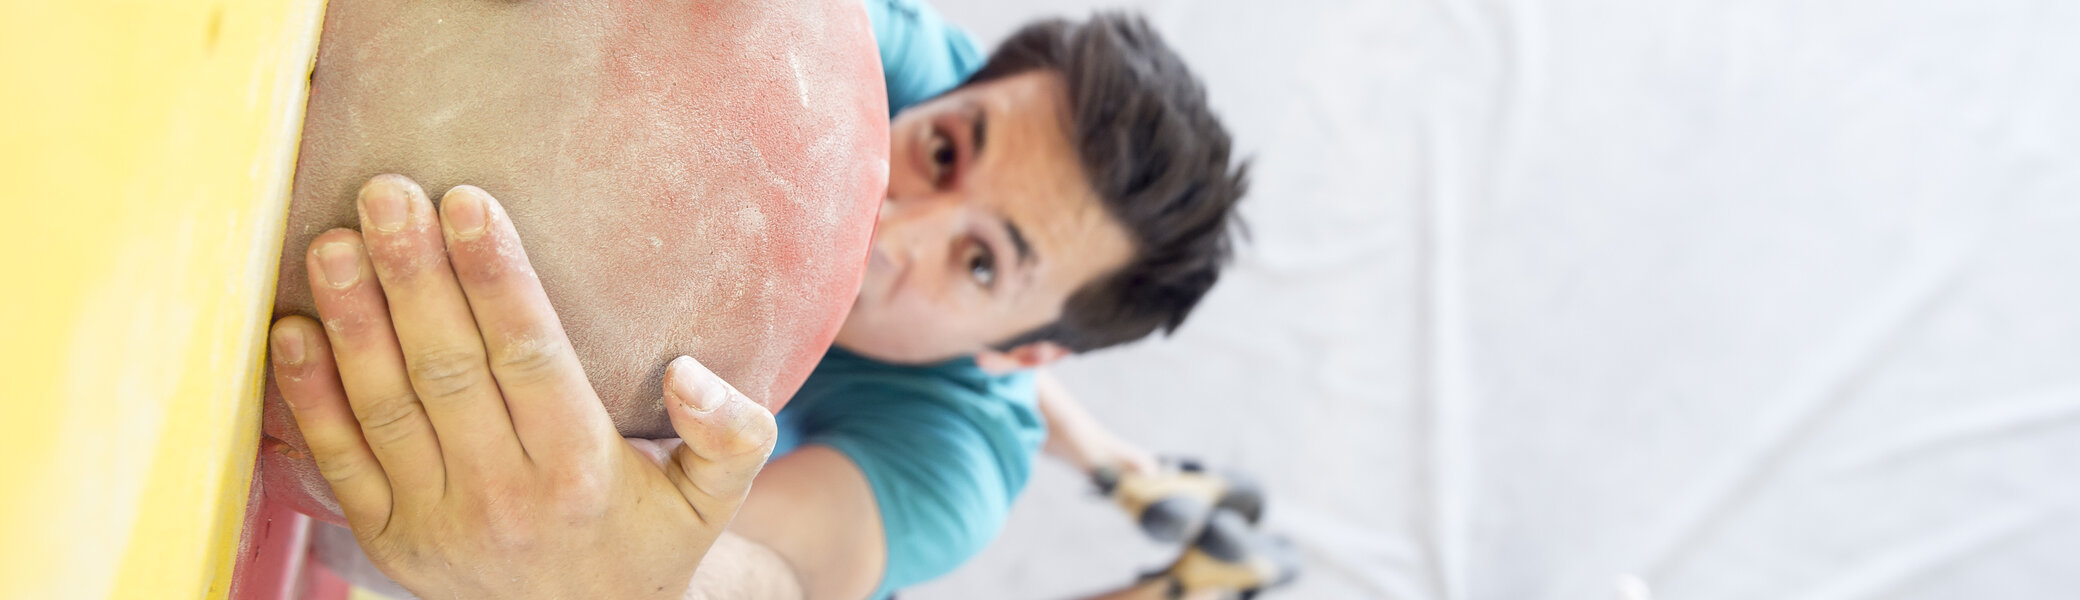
[[253, 0, 887, 527]]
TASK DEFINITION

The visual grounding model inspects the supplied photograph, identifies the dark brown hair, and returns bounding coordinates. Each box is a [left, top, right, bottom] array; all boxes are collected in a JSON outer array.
[[968, 12, 1250, 353]]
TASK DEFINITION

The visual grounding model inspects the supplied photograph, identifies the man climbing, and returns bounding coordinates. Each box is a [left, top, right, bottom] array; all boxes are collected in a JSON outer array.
[[269, 2, 1291, 598]]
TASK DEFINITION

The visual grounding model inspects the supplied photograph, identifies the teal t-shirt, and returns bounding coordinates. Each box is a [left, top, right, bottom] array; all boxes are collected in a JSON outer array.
[[773, 347, 1044, 600], [864, 0, 984, 115]]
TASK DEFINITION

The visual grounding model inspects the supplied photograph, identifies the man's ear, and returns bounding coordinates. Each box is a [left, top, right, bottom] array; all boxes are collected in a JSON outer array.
[[974, 341, 1072, 375]]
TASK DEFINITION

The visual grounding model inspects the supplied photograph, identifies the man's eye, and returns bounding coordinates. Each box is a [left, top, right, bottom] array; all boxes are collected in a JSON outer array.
[[927, 130, 956, 185], [968, 244, 996, 288]]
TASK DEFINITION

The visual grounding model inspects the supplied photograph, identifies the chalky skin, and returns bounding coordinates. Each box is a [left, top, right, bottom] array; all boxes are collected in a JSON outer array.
[[261, 0, 888, 523]]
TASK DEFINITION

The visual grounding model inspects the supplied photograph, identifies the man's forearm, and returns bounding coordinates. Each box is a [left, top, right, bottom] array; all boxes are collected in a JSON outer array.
[[1037, 369, 1103, 468], [685, 531, 806, 600], [1036, 369, 1155, 475]]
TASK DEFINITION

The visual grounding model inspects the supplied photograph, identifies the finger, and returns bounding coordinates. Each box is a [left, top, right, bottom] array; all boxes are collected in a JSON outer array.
[[436, 185, 615, 461], [305, 228, 446, 503], [659, 356, 776, 524], [356, 175, 524, 478], [270, 316, 394, 534]]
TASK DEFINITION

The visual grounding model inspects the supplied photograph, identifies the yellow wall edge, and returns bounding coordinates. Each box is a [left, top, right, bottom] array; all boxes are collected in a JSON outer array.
[[0, 1, 327, 598]]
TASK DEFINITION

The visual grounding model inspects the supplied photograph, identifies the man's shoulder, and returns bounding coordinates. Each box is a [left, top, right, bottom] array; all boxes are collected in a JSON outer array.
[[861, 0, 984, 114], [779, 349, 1041, 460], [798, 348, 1036, 411]]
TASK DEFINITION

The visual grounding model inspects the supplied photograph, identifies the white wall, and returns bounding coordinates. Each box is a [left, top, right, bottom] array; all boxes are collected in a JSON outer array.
[[910, 1, 2080, 599]]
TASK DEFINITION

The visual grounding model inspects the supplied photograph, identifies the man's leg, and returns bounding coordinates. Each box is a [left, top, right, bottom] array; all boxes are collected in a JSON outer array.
[[1076, 580, 1222, 600]]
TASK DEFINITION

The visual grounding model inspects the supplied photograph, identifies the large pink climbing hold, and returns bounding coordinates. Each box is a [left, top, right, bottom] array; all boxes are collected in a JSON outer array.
[[256, 0, 887, 526]]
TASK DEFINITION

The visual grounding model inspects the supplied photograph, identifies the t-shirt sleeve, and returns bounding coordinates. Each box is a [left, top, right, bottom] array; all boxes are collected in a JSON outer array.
[[863, 0, 985, 115], [801, 394, 1035, 599]]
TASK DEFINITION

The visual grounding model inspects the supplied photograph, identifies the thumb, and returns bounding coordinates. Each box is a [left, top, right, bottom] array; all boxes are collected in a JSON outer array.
[[658, 355, 778, 524]]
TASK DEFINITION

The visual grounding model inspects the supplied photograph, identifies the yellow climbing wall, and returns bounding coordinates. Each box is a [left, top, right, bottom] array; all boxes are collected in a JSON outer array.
[[0, 1, 326, 598]]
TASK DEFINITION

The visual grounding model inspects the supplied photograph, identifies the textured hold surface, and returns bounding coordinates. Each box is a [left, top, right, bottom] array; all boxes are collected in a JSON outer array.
[[262, 0, 888, 525], [911, 1, 2080, 599]]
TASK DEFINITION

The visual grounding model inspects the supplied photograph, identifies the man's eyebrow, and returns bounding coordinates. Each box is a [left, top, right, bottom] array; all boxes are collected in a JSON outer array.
[[1004, 219, 1035, 268], [969, 104, 988, 157]]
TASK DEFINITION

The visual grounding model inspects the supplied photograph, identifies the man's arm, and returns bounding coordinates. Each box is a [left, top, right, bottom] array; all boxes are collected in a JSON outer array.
[[682, 532, 810, 600], [725, 445, 887, 600], [629, 436, 882, 600], [1036, 369, 1158, 477]]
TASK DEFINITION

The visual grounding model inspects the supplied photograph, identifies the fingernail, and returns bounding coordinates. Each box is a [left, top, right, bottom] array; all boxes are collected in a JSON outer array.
[[667, 356, 728, 413], [361, 178, 409, 233], [316, 241, 361, 289], [442, 187, 488, 240], [271, 326, 305, 366]]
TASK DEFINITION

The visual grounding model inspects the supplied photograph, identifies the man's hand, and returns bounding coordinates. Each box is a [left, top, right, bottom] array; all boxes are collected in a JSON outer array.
[[267, 174, 777, 599]]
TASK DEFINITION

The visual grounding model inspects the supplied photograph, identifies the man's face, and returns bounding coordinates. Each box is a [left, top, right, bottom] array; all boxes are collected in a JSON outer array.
[[835, 71, 1135, 364]]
